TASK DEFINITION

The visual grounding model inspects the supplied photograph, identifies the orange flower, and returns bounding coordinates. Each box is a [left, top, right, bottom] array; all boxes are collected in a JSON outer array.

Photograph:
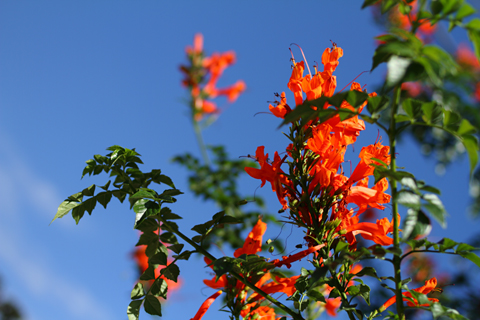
[[186, 33, 203, 55], [288, 61, 305, 106], [348, 141, 391, 184], [245, 146, 290, 209], [346, 178, 391, 214], [234, 218, 267, 257], [343, 214, 399, 247], [380, 277, 439, 311], [269, 92, 292, 119], [190, 290, 223, 320], [272, 243, 326, 269]]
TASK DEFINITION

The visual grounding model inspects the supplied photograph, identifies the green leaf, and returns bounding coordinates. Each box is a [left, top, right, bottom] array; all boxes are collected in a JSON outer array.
[[422, 194, 447, 228], [144, 295, 162, 317], [168, 243, 184, 254], [387, 55, 412, 86], [353, 267, 378, 279], [361, 0, 379, 9], [96, 191, 113, 209], [212, 257, 235, 279], [133, 200, 160, 229], [467, 28, 480, 62], [127, 300, 143, 320], [456, 3, 475, 20], [158, 174, 175, 188], [162, 263, 180, 282], [402, 98, 423, 120], [462, 134, 479, 176], [457, 251, 480, 268], [421, 102, 443, 124], [457, 119, 477, 136], [135, 231, 158, 246], [402, 209, 432, 241], [306, 288, 326, 303], [397, 190, 421, 210], [366, 95, 390, 115], [51, 199, 82, 224], [150, 252, 168, 265], [131, 283, 145, 299], [140, 265, 155, 281], [150, 278, 168, 299], [159, 232, 178, 244]]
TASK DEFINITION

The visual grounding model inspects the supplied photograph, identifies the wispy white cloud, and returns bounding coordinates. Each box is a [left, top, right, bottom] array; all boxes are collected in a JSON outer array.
[[0, 131, 63, 221], [0, 131, 115, 320], [0, 226, 115, 320]]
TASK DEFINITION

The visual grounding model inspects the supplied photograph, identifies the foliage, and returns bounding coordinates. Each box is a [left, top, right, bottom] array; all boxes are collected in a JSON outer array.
[[53, 2, 480, 320]]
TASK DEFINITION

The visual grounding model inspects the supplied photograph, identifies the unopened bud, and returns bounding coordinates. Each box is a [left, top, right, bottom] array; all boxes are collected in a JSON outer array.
[[339, 229, 347, 235], [266, 239, 273, 245], [268, 246, 275, 253]]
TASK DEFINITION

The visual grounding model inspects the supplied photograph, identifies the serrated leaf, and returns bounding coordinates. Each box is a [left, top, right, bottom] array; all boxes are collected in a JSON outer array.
[[127, 300, 143, 320], [131, 283, 145, 299], [212, 257, 234, 279], [144, 295, 162, 316]]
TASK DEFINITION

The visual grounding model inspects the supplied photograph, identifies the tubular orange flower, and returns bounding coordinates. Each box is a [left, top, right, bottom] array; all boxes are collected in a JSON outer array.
[[343, 214, 399, 247], [190, 290, 223, 320], [245, 146, 291, 209], [380, 277, 439, 311], [234, 218, 267, 257], [348, 141, 391, 184], [271, 243, 326, 269], [269, 92, 292, 118]]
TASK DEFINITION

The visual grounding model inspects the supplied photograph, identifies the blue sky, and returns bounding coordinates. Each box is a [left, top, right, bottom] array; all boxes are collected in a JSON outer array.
[[0, 1, 478, 320]]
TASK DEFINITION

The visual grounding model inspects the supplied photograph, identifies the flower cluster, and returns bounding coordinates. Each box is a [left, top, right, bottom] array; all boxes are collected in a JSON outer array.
[[180, 33, 246, 121], [247, 44, 394, 250]]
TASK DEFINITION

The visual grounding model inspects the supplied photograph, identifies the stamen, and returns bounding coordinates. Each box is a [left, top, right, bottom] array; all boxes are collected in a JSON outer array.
[[339, 70, 369, 92], [289, 48, 296, 66], [290, 43, 312, 78]]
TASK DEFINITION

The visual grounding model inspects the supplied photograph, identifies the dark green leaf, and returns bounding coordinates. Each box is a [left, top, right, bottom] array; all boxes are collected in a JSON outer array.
[[150, 252, 168, 265], [353, 267, 378, 279], [140, 265, 155, 281], [367, 95, 390, 115], [168, 243, 184, 254], [212, 257, 235, 279], [150, 278, 168, 299], [421, 102, 443, 124], [162, 263, 180, 282], [144, 295, 162, 317], [159, 232, 177, 244]]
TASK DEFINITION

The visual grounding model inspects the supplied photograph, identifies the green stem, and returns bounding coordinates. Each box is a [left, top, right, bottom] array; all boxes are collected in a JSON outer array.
[[193, 118, 211, 167], [158, 217, 304, 320], [389, 86, 405, 320]]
